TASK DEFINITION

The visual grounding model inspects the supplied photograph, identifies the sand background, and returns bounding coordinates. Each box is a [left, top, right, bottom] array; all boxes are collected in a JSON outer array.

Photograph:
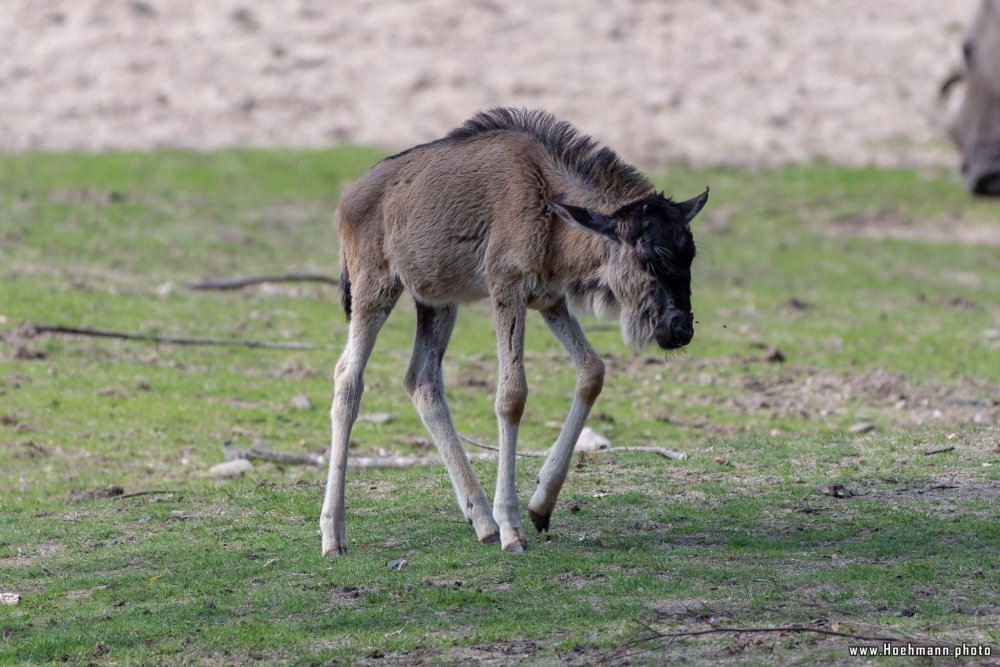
[[0, 0, 977, 168]]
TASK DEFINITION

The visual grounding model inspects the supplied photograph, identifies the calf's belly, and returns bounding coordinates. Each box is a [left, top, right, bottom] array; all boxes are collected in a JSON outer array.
[[395, 255, 490, 305]]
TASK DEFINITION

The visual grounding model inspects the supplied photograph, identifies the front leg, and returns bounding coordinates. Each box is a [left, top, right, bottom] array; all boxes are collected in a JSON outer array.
[[491, 286, 529, 552], [528, 300, 604, 532]]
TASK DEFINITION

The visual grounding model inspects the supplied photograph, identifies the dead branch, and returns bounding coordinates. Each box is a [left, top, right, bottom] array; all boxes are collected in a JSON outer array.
[[923, 446, 956, 456], [111, 489, 181, 500], [458, 433, 687, 460], [25, 323, 328, 351], [187, 273, 339, 291], [458, 432, 547, 458], [224, 445, 323, 467], [609, 446, 687, 460], [347, 453, 495, 468]]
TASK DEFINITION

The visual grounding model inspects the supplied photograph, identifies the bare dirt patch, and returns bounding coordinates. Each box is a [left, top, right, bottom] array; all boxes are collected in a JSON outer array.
[[661, 358, 999, 432], [2, 541, 62, 568], [823, 207, 1000, 246], [0, 1, 977, 169]]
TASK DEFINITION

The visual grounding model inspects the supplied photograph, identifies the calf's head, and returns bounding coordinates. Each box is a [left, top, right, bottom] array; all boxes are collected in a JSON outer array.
[[553, 188, 708, 350]]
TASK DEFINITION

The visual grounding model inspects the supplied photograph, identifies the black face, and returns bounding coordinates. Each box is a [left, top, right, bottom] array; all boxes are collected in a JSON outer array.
[[549, 187, 707, 350], [614, 194, 697, 349]]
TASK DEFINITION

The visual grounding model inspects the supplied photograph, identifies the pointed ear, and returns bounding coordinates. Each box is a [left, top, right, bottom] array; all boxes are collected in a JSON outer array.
[[678, 187, 709, 226], [550, 201, 619, 242]]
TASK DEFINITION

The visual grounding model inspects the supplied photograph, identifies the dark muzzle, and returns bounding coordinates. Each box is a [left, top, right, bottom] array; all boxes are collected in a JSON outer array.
[[655, 312, 694, 350], [972, 170, 1000, 196]]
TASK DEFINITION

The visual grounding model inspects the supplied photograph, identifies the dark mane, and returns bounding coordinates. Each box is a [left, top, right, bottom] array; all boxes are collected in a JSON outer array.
[[446, 107, 653, 201]]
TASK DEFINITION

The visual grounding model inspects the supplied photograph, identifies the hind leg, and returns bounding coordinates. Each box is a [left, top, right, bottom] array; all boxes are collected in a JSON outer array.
[[403, 302, 499, 544], [320, 276, 400, 557]]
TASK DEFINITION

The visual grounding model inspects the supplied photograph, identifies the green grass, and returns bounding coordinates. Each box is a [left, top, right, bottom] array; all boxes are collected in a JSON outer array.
[[1, 150, 998, 665]]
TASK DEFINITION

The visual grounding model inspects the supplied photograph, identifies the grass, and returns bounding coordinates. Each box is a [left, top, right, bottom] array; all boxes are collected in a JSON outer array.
[[1, 149, 998, 665]]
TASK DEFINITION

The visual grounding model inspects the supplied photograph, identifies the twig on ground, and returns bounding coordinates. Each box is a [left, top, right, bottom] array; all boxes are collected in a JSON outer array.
[[187, 273, 339, 291], [24, 323, 329, 351], [347, 453, 494, 468], [458, 433, 687, 460], [923, 446, 956, 456], [608, 446, 688, 460], [458, 433, 547, 458], [111, 490, 181, 500], [223, 445, 323, 467]]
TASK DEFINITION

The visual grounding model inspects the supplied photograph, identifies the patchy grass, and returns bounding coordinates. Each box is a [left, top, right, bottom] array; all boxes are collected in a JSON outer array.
[[1, 150, 998, 665]]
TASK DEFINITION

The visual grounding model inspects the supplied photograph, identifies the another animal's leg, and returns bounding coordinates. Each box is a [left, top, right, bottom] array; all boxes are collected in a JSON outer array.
[[527, 299, 604, 532], [491, 286, 529, 552], [403, 302, 499, 544], [320, 278, 400, 557]]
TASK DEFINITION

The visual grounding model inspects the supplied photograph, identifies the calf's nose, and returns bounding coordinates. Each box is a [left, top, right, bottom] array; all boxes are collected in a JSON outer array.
[[668, 313, 694, 346]]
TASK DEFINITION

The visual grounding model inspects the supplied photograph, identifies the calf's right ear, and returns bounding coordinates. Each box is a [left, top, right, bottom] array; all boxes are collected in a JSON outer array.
[[550, 201, 619, 242]]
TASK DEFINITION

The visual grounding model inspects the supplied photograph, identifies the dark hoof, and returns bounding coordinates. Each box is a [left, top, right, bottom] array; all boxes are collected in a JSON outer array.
[[322, 543, 348, 557], [479, 530, 501, 545], [528, 509, 550, 533], [503, 538, 528, 553]]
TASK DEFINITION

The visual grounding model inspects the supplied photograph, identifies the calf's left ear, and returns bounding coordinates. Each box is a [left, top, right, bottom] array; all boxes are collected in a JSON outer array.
[[551, 201, 620, 242], [678, 187, 710, 226]]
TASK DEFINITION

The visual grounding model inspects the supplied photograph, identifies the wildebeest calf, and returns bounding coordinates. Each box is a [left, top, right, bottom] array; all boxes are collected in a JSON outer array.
[[320, 108, 708, 556]]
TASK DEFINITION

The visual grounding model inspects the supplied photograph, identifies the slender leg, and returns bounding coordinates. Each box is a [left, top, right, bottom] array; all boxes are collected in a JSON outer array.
[[527, 299, 605, 532], [403, 302, 499, 544], [491, 286, 529, 552], [320, 281, 399, 557]]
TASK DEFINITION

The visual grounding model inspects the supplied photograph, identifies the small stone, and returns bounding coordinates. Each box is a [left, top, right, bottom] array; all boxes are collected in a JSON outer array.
[[973, 414, 994, 426], [784, 297, 812, 311], [386, 558, 408, 570], [764, 347, 786, 363], [575, 426, 610, 452], [847, 422, 876, 434], [154, 281, 174, 297], [290, 394, 314, 410], [820, 484, 854, 498], [0, 593, 21, 605], [208, 459, 253, 478]]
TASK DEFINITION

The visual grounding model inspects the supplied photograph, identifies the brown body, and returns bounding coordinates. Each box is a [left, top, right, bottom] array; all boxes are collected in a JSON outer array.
[[320, 108, 708, 556], [941, 0, 1000, 195], [340, 131, 645, 314]]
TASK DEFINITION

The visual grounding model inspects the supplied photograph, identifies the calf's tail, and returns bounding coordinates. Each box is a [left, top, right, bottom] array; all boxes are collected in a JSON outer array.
[[341, 264, 352, 322], [334, 207, 352, 322]]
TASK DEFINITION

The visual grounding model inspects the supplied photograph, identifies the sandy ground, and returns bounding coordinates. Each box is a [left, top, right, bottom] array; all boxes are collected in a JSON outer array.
[[0, 0, 978, 168]]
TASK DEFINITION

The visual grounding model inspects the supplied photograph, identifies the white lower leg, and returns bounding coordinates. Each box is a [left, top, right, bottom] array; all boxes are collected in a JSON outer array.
[[319, 305, 392, 557], [493, 417, 526, 552], [413, 386, 499, 543], [320, 363, 363, 556]]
